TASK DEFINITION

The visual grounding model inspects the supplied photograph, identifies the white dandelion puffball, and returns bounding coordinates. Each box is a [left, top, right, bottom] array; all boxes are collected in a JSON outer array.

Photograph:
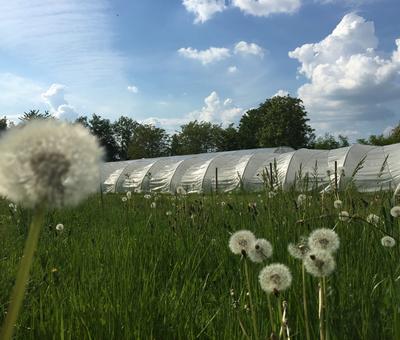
[[308, 228, 340, 253], [144, 194, 151, 200], [338, 211, 350, 222], [165, 210, 172, 216], [126, 191, 132, 199], [0, 120, 103, 208], [121, 197, 127, 202], [229, 230, 256, 255], [150, 202, 156, 209], [304, 250, 336, 277], [55, 223, 64, 231], [259, 263, 292, 294], [390, 206, 400, 218], [288, 240, 310, 260], [381, 236, 396, 248], [297, 194, 307, 206], [249, 239, 273, 263], [176, 186, 187, 195], [333, 199, 343, 209], [366, 214, 380, 224]]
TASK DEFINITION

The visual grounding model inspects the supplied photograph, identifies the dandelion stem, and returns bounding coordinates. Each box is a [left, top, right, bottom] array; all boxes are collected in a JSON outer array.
[[318, 278, 326, 340], [244, 259, 259, 340], [267, 294, 274, 335], [302, 264, 311, 340], [278, 296, 287, 340], [1, 205, 45, 340]]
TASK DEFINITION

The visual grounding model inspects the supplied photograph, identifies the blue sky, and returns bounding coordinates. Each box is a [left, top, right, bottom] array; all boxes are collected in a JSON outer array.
[[0, 0, 399, 139]]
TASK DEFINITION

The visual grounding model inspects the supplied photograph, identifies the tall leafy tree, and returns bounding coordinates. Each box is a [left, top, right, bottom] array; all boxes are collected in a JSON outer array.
[[238, 95, 315, 149], [113, 116, 139, 160], [358, 123, 400, 146], [19, 109, 52, 123], [171, 121, 220, 155], [127, 124, 170, 159], [0, 116, 7, 135], [214, 123, 241, 151]]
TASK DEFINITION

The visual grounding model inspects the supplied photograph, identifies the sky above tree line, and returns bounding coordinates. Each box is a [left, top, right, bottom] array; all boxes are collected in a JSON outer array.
[[0, 0, 399, 140]]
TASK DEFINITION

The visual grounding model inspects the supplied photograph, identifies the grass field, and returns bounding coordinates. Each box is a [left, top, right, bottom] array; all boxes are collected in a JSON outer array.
[[0, 189, 399, 339]]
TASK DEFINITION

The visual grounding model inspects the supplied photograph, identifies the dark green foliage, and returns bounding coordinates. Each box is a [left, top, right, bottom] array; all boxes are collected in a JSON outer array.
[[112, 116, 139, 160], [313, 133, 349, 149], [0, 117, 7, 135], [19, 110, 52, 122], [358, 123, 400, 146]]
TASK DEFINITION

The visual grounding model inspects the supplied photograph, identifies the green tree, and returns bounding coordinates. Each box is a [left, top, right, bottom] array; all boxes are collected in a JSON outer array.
[[239, 95, 315, 149], [313, 133, 349, 149], [127, 124, 170, 159], [19, 109, 52, 122], [0, 116, 7, 135], [358, 123, 400, 146], [76, 114, 119, 161], [171, 121, 221, 155], [113, 116, 139, 160], [214, 123, 241, 151]]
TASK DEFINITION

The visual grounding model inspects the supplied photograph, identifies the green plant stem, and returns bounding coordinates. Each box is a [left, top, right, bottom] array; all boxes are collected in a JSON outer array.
[[278, 296, 287, 340], [302, 264, 311, 340], [267, 294, 275, 335], [244, 259, 259, 340], [323, 276, 329, 340], [0, 205, 45, 340], [319, 278, 326, 340]]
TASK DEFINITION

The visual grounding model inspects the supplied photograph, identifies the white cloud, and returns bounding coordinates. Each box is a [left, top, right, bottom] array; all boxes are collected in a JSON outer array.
[[234, 41, 265, 57], [289, 13, 400, 135], [232, 0, 301, 16], [273, 90, 289, 97], [228, 65, 238, 73], [0, 1, 126, 86], [178, 47, 231, 65], [127, 85, 139, 94], [182, 0, 226, 23], [41, 84, 78, 121], [188, 91, 244, 125]]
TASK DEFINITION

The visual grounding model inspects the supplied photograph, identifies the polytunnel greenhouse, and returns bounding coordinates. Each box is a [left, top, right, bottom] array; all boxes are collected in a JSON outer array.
[[100, 143, 400, 193]]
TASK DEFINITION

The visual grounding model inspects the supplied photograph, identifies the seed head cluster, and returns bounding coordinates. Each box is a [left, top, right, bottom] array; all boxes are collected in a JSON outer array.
[[248, 238, 273, 263], [258, 263, 292, 294], [308, 228, 340, 253], [304, 250, 336, 277]]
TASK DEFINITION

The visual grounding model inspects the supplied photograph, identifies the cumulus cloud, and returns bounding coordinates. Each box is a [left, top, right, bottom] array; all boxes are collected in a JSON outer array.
[[289, 13, 400, 135], [234, 41, 265, 57], [127, 85, 139, 93], [188, 91, 244, 125], [41, 84, 78, 121], [228, 65, 238, 73], [273, 89, 289, 97], [232, 0, 301, 16], [182, 0, 226, 23], [178, 47, 231, 64]]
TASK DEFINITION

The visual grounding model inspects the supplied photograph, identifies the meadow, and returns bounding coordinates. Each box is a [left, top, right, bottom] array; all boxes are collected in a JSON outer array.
[[0, 189, 399, 339]]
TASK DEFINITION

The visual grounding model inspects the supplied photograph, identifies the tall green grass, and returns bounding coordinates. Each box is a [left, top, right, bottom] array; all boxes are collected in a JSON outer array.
[[0, 190, 399, 339]]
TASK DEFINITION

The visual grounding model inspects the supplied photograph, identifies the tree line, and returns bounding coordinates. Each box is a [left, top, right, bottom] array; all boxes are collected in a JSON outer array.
[[0, 95, 398, 161]]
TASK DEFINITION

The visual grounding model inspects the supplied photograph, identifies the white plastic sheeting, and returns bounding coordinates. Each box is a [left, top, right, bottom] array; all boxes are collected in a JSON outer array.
[[100, 143, 400, 193]]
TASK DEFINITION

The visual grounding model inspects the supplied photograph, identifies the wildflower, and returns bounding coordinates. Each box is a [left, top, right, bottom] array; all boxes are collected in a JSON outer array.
[[221, 201, 226, 207], [288, 237, 310, 260], [297, 194, 307, 206], [126, 191, 132, 200], [259, 263, 292, 294], [55, 223, 64, 232], [381, 236, 396, 248], [304, 251, 336, 277], [121, 197, 127, 202], [150, 202, 156, 209], [390, 206, 400, 218], [0, 120, 103, 208], [176, 186, 187, 195], [308, 228, 340, 253], [249, 239, 273, 263], [144, 194, 151, 200], [333, 199, 343, 209], [366, 214, 380, 224], [229, 230, 256, 256], [338, 211, 350, 222]]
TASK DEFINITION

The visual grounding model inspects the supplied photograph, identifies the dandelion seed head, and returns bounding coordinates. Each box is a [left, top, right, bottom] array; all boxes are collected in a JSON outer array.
[[381, 235, 396, 248], [0, 120, 103, 208], [258, 263, 292, 294], [333, 199, 343, 209], [229, 230, 256, 255], [288, 238, 310, 260], [150, 202, 156, 209], [338, 211, 350, 222], [297, 194, 307, 206], [55, 223, 64, 231], [308, 228, 340, 253], [176, 186, 187, 195], [144, 194, 151, 200], [249, 238, 273, 263], [390, 206, 400, 218], [366, 214, 380, 224], [126, 191, 132, 199], [121, 197, 127, 202], [304, 250, 336, 277]]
